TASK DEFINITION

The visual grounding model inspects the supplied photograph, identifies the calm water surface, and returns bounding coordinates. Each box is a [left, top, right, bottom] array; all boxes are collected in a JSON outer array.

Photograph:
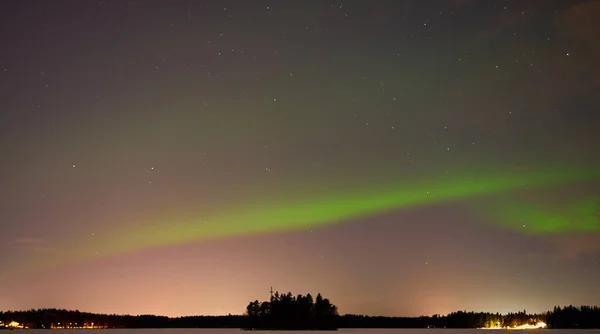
[[20, 329, 600, 334]]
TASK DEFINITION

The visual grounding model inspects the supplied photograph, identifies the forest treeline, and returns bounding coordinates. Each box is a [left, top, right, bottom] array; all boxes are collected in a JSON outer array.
[[1, 302, 599, 329]]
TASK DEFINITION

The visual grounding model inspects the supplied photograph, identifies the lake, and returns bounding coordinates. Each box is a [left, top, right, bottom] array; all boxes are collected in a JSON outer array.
[[15, 329, 600, 334]]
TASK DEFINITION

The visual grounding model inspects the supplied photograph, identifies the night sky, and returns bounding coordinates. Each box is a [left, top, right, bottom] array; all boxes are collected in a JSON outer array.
[[1, 0, 599, 317]]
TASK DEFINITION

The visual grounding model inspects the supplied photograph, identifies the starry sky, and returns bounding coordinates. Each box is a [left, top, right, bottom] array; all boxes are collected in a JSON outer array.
[[1, 0, 599, 317]]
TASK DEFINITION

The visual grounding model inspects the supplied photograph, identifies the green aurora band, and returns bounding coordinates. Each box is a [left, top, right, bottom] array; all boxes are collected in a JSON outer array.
[[22, 164, 597, 271], [489, 197, 600, 234]]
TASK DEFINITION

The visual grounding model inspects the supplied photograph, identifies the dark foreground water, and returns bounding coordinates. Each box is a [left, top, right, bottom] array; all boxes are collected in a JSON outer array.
[[15, 329, 600, 334]]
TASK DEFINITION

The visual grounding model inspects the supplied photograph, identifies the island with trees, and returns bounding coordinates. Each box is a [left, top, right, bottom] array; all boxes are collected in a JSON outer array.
[[244, 290, 338, 330], [1, 291, 599, 330]]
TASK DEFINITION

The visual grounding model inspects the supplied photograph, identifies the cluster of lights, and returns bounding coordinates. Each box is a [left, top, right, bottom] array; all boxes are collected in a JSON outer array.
[[51, 322, 99, 329], [480, 321, 547, 330], [1, 320, 104, 330], [0, 321, 27, 329]]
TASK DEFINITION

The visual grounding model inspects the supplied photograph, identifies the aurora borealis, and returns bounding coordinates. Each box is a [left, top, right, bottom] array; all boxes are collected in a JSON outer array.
[[20, 163, 600, 270], [1, 0, 600, 318]]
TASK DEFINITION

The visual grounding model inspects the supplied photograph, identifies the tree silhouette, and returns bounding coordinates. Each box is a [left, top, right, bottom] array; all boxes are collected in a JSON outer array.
[[245, 290, 338, 329], [1, 304, 599, 329]]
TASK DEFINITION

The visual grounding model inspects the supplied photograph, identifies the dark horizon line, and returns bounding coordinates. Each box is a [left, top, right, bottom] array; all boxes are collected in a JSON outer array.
[[2, 305, 598, 318]]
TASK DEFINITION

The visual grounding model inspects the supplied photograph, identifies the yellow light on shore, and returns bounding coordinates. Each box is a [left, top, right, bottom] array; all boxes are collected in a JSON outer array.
[[480, 321, 547, 330], [8, 321, 25, 329]]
